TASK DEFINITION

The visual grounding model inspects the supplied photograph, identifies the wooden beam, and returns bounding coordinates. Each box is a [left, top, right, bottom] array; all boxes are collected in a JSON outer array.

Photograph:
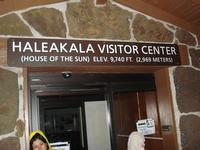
[[192, 0, 200, 5], [96, 0, 107, 5], [179, 45, 189, 66], [154, 69, 178, 150]]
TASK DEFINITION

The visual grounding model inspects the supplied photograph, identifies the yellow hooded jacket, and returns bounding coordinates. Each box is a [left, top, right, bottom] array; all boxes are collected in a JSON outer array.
[[29, 130, 53, 150]]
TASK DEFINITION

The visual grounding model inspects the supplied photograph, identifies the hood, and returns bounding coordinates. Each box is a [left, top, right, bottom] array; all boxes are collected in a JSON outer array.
[[30, 130, 53, 150]]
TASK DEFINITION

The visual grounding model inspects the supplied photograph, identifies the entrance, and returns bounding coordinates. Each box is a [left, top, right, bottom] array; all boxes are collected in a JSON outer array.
[[38, 94, 110, 150], [27, 70, 178, 150]]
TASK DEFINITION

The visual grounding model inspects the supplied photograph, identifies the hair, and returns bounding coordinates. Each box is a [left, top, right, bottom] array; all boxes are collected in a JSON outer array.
[[30, 133, 49, 150]]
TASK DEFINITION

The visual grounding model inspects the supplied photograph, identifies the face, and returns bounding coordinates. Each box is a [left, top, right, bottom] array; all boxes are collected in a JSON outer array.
[[32, 139, 48, 150]]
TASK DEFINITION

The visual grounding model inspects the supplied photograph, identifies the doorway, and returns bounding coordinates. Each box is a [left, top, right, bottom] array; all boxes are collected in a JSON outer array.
[[38, 94, 109, 150], [28, 72, 169, 150]]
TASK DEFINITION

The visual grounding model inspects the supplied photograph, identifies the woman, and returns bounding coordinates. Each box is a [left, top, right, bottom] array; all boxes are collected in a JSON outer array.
[[30, 130, 52, 150]]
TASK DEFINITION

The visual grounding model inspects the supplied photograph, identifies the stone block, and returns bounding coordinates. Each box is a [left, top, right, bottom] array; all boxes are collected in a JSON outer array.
[[0, 14, 32, 36], [189, 48, 200, 69], [66, 1, 131, 39], [174, 67, 200, 112], [180, 115, 200, 150], [15, 119, 25, 138], [22, 8, 66, 37], [175, 28, 196, 46], [0, 68, 18, 135], [0, 137, 20, 150], [132, 14, 173, 42]]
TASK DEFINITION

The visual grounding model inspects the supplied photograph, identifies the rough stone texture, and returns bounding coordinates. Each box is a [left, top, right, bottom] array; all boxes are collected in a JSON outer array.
[[15, 119, 25, 137], [66, 0, 131, 39], [180, 115, 200, 150], [0, 68, 18, 135], [0, 57, 6, 65], [190, 48, 200, 69], [175, 28, 196, 46], [0, 38, 7, 53], [0, 39, 7, 65], [174, 67, 200, 113], [0, 13, 32, 36], [132, 14, 173, 42], [167, 24, 176, 30], [0, 137, 20, 150], [22, 8, 66, 37]]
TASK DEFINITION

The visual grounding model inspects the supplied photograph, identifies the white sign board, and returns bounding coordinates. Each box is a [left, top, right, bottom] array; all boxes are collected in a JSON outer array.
[[136, 118, 155, 135], [50, 142, 70, 150]]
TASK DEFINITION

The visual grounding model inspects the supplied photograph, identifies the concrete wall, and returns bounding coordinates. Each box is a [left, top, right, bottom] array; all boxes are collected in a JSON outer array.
[[0, 0, 199, 149]]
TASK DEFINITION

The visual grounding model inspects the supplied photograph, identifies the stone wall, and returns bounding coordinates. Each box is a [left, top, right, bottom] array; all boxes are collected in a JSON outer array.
[[171, 37, 200, 149], [0, 0, 199, 149], [0, 67, 24, 150]]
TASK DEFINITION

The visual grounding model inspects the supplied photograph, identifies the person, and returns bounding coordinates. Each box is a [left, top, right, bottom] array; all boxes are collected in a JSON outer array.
[[127, 131, 145, 150], [30, 130, 53, 150]]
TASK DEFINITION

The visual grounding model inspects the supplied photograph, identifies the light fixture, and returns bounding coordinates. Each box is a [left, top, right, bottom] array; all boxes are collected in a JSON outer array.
[[62, 72, 72, 79]]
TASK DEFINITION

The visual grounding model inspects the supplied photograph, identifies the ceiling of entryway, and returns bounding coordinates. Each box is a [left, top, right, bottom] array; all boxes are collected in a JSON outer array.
[[0, 0, 200, 38], [29, 72, 155, 95]]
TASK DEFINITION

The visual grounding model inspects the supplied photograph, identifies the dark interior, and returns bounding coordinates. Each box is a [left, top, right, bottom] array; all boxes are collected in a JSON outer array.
[[29, 73, 156, 150]]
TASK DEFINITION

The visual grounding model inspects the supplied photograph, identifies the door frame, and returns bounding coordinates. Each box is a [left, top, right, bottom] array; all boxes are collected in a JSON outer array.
[[24, 67, 178, 150]]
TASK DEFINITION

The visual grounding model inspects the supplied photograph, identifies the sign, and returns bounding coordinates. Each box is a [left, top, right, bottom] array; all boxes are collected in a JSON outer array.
[[7, 38, 181, 67], [136, 118, 155, 135], [50, 142, 70, 150]]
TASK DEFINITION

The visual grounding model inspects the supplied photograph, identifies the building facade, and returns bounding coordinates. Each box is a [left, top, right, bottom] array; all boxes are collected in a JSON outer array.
[[0, 0, 199, 149]]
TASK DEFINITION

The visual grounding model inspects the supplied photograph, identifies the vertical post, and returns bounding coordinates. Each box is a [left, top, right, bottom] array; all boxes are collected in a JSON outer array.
[[23, 67, 29, 149], [154, 68, 178, 150]]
